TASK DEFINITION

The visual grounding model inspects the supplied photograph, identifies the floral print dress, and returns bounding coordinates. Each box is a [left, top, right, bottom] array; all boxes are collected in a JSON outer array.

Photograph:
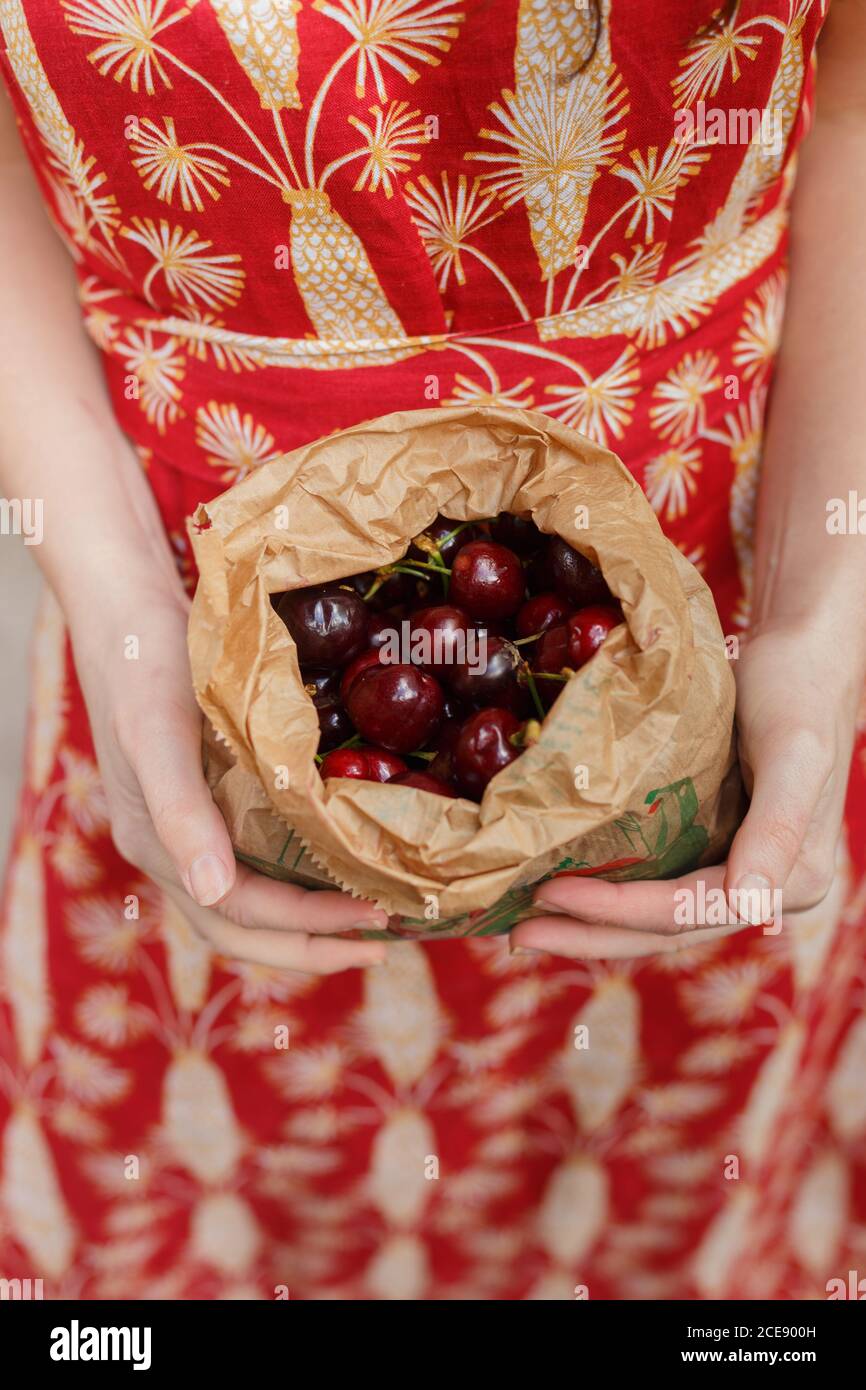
[[2, 0, 866, 1300]]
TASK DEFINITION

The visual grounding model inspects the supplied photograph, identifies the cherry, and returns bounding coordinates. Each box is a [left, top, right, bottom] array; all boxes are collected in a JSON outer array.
[[516, 591, 571, 639], [441, 694, 468, 723], [389, 770, 458, 798], [320, 748, 369, 780], [408, 604, 472, 676], [428, 719, 462, 784], [545, 537, 611, 607], [339, 648, 384, 702], [532, 625, 572, 709], [490, 513, 542, 555], [366, 611, 396, 649], [320, 746, 408, 782], [346, 664, 444, 754], [315, 694, 354, 751], [302, 668, 340, 701], [449, 634, 527, 715], [409, 515, 479, 567], [278, 588, 368, 667], [366, 748, 408, 782], [534, 625, 570, 674], [454, 708, 523, 799], [449, 540, 525, 620], [568, 605, 623, 666]]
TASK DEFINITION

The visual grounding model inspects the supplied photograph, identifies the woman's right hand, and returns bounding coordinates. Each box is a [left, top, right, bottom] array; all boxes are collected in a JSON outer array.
[[67, 570, 389, 974]]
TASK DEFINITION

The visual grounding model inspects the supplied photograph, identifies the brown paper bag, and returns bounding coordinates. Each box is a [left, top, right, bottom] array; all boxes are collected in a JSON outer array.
[[187, 405, 743, 940]]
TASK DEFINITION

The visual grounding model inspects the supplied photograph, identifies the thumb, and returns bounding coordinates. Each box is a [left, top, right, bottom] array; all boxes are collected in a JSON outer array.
[[131, 706, 237, 907], [724, 726, 828, 925]]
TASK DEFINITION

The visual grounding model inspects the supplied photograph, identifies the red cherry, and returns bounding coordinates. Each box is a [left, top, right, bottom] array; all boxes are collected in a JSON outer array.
[[346, 664, 444, 754], [454, 708, 523, 800], [408, 604, 472, 676], [389, 770, 458, 798], [449, 540, 525, 620], [339, 648, 384, 702], [365, 748, 408, 782], [516, 591, 571, 639], [545, 537, 611, 607], [532, 625, 571, 709], [319, 745, 407, 783], [568, 605, 623, 666], [320, 748, 369, 780], [534, 624, 570, 674], [277, 588, 368, 667]]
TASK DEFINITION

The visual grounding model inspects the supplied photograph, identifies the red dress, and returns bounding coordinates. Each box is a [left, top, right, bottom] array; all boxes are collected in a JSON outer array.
[[2, 0, 865, 1300]]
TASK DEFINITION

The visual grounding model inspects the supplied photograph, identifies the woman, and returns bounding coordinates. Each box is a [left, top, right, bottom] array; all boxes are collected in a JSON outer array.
[[0, 0, 863, 1299]]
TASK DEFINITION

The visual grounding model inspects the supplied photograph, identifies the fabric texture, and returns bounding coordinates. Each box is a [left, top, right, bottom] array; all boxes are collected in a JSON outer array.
[[3, 0, 866, 1300]]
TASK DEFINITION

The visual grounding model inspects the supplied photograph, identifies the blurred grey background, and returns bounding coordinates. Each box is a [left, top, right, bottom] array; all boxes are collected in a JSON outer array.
[[0, 537, 40, 876]]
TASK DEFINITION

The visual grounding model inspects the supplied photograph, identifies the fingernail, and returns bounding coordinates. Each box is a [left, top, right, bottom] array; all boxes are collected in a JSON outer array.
[[533, 896, 560, 913], [733, 873, 773, 925], [188, 854, 231, 907], [510, 943, 543, 957], [354, 915, 389, 932]]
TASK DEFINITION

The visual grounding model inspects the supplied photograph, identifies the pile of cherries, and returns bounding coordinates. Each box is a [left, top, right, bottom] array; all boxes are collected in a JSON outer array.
[[273, 514, 623, 801]]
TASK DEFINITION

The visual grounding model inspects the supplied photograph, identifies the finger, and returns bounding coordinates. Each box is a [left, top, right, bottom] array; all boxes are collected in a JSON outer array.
[[532, 864, 729, 935], [130, 701, 238, 907], [724, 727, 832, 922], [222, 862, 389, 934], [511, 914, 751, 961], [166, 888, 387, 974]]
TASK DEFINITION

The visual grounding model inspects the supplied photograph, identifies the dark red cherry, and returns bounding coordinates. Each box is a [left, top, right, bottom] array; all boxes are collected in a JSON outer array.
[[428, 719, 462, 784], [449, 634, 527, 715], [441, 695, 468, 724], [408, 604, 472, 676], [339, 648, 384, 702], [568, 605, 623, 666], [346, 664, 444, 754], [490, 513, 542, 555], [315, 694, 354, 752], [516, 591, 571, 639], [449, 540, 525, 620], [454, 708, 522, 800], [389, 771, 458, 798], [366, 611, 397, 650], [409, 516, 480, 567], [546, 537, 610, 607], [278, 588, 368, 667], [320, 748, 369, 780], [302, 668, 340, 701]]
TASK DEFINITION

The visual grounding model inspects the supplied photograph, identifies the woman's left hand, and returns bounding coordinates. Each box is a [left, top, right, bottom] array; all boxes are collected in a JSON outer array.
[[510, 615, 863, 960]]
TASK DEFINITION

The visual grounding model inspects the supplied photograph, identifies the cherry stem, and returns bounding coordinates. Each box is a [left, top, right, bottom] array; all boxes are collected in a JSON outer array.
[[513, 631, 542, 646], [408, 749, 437, 762], [534, 671, 569, 682], [362, 574, 386, 602], [521, 664, 547, 721], [396, 558, 450, 576]]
